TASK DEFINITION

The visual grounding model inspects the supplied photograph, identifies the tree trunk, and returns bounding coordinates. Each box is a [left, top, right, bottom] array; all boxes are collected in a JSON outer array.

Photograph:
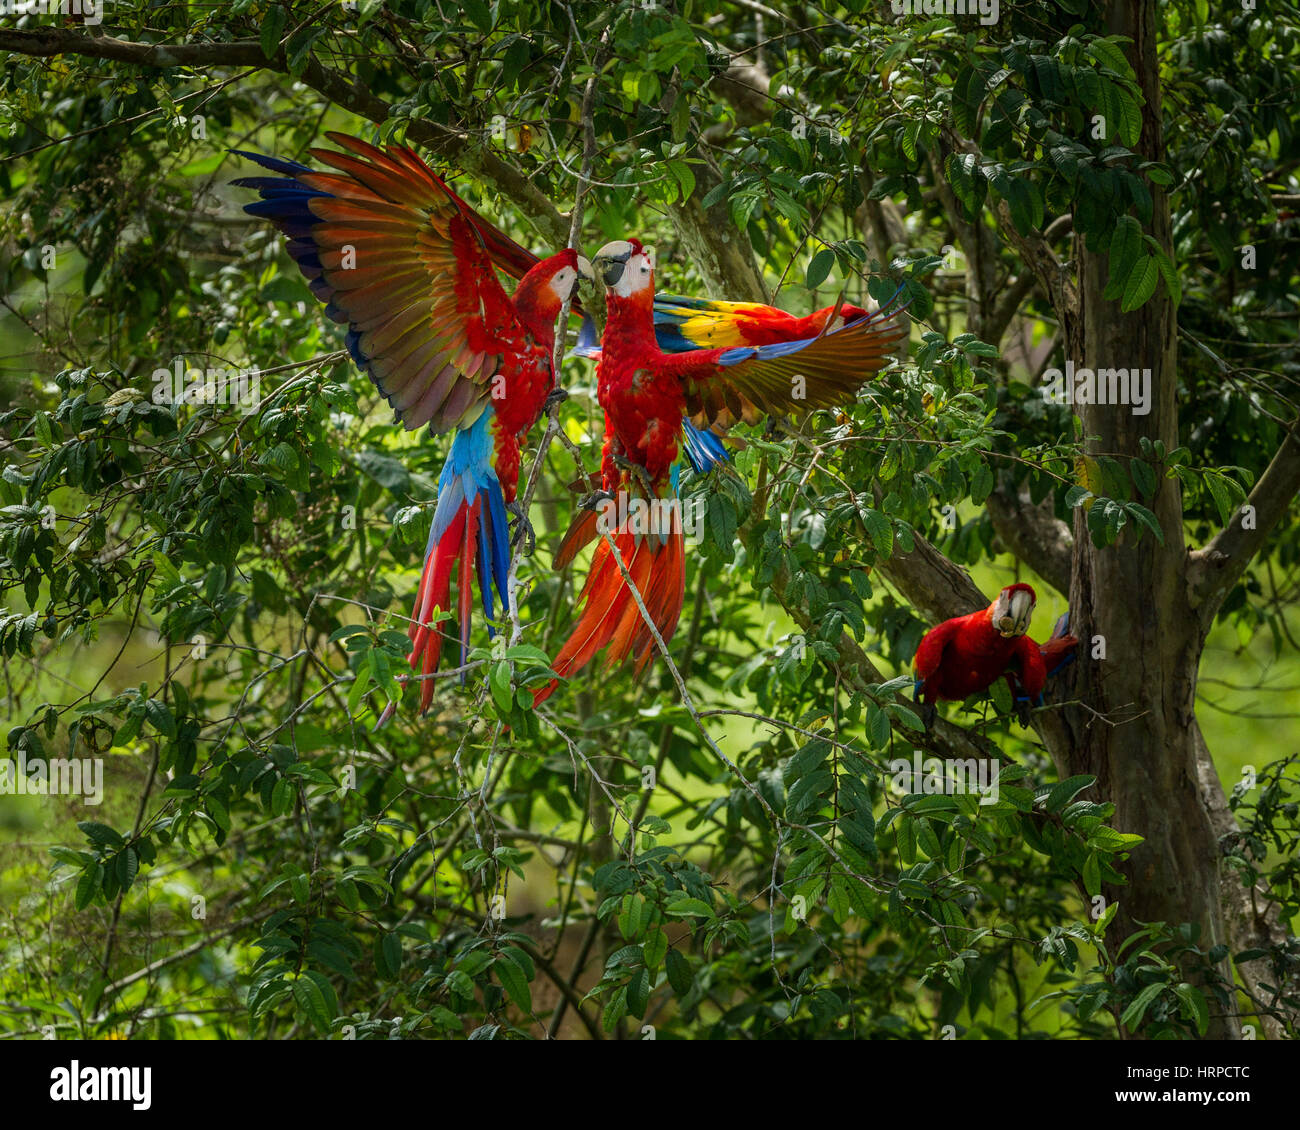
[[1051, 0, 1243, 1038]]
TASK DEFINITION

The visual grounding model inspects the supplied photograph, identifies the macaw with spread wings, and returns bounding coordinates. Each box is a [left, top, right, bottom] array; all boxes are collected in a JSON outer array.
[[233, 134, 587, 713]]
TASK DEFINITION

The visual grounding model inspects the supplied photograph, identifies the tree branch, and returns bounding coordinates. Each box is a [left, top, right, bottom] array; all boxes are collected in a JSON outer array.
[[667, 154, 768, 301], [0, 27, 570, 246], [1187, 420, 1300, 626], [937, 130, 1080, 351], [878, 532, 987, 624]]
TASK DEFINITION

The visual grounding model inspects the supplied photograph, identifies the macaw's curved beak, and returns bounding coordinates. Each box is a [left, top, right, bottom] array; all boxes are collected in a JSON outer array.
[[995, 588, 1036, 637], [576, 254, 594, 283], [593, 240, 634, 288], [598, 254, 629, 287]]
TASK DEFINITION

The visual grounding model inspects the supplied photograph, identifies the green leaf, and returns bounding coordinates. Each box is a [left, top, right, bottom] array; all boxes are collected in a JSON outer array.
[[602, 986, 628, 1033], [806, 248, 835, 291], [1120, 981, 1166, 1031], [494, 954, 532, 1013], [668, 161, 696, 203], [271, 776, 295, 817], [896, 813, 917, 864], [1152, 247, 1182, 306], [642, 928, 668, 970], [1125, 502, 1164, 545], [664, 897, 714, 919], [1107, 216, 1143, 295], [951, 65, 987, 137], [860, 508, 893, 557], [1045, 775, 1095, 813], [206, 797, 230, 833], [1116, 90, 1142, 147], [377, 932, 402, 979], [1082, 852, 1101, 897], [285, 26, 322, 77], [489, 661, 514, 713], [665, 948, 693, 996], [292, 974, 333, 1035], [1129, 458, 1157, 499], [1205, 473, 1233, 525], [260, 5, 286, 60], [1172, 982, 1208, 1036], [75, 863, 104, 910], [1120, 255, 1159, 312], [78, 821, 123, 848]]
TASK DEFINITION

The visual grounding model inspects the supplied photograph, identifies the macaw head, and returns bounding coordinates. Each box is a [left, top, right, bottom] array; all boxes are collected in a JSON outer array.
[[515, 249, 593, 328], [592, 238, 654, 300], [989, 583, 1037, 638]]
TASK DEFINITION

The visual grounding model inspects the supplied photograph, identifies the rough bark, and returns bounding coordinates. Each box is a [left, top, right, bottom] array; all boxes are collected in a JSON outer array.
[[1058, 0, 1232, 1038], [986, 487, 1074, 598], [667, 156, 769, 303]]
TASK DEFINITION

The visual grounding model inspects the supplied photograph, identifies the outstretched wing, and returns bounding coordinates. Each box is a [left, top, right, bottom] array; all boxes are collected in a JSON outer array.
[[571, 296, 876, 360], [665, 293, 909, 429], [232, 132, 529, 434]]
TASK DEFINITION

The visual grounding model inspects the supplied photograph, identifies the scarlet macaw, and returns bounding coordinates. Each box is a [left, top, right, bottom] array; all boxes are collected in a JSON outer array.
[[912, 582, 1077, 726], [470, 233, 877, 477], [534, 238, 909, 703], [231, 134, 587, 713]]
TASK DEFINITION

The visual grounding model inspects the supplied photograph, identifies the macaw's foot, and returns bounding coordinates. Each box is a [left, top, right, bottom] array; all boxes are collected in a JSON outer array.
[[1015, 700, 1033, 728], [611, 453, 654, 497], [542, 386, 569, 412], [579, 488, 616, 512], [506, 500, 535, 557], [920, 701, 937, 731]]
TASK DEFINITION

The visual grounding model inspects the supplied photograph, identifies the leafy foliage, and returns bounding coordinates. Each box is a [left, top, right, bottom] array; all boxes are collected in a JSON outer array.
[[0, 0, 1297, 1040]]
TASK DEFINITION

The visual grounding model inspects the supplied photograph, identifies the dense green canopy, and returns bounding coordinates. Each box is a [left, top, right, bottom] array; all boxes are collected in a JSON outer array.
[[0, 0, 1297, 1040]]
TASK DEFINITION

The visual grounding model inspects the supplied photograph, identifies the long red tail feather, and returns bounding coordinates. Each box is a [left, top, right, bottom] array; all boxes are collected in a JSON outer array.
[[407, 501, 480, 716], [536, 505, 685, 705]]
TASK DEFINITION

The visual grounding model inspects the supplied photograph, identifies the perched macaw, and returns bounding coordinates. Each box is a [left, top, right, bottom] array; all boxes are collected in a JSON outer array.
[[231, 134, 587, 713], [912, 583, 1078, 725], [534, 238, 909, 704]]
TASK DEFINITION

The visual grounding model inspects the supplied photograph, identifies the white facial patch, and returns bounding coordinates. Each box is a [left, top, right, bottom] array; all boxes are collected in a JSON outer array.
[[992, 589, 1035, 636], [610, 251, 653, 299], [548, 267, 576, 302]]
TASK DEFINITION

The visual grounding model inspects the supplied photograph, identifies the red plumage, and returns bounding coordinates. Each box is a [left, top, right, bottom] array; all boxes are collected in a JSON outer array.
[[914, 612, 1045, 702], [538, 238, 907, 703], [1040, 631, 1078, 680], [913, 583, 1077, 716], [234, 134, 585, 716]]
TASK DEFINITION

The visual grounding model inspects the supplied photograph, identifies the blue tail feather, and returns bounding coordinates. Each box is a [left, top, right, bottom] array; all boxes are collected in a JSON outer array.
[[229, 148, 313, 177], [486, 477, 511, 612], [430, 410, 509, 623]]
